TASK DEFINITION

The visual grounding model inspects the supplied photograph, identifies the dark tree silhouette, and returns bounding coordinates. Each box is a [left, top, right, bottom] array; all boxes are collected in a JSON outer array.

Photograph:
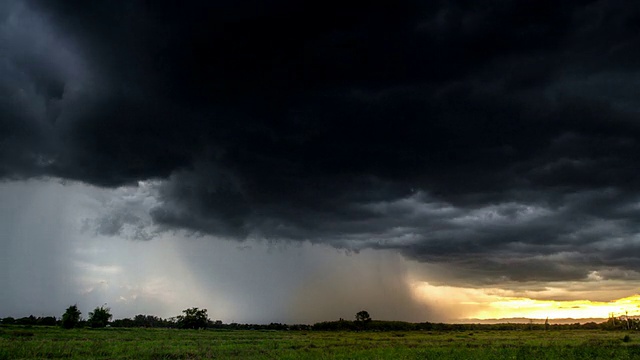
[[38, 316, 58, 326], [133, 314, 163, 327], [176, 308, 209, 329], [61, 305, 82, 329], [355, 310, 371, 323], [88, 305, 112, 328]]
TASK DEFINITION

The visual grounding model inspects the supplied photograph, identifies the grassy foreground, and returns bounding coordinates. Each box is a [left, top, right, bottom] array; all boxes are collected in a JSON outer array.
[[1, 326, 639, 359]]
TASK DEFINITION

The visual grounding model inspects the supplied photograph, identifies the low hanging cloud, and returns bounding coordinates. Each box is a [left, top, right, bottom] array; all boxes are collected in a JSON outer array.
[[3, 0, 640, 287]]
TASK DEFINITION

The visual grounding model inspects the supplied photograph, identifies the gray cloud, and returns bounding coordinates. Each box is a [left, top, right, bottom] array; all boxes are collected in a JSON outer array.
[[3, 0, 640, 289]]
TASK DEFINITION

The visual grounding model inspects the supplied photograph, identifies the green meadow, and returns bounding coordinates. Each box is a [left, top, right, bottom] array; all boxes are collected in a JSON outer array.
[[2, 326, 640, 359]]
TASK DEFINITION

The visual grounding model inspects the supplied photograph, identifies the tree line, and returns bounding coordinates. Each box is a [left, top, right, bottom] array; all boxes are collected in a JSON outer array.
[[2, 306, 640, 331]]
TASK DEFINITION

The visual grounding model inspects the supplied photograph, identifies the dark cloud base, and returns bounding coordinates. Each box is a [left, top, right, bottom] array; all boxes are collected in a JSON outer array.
[[3, 0, 640, 285]]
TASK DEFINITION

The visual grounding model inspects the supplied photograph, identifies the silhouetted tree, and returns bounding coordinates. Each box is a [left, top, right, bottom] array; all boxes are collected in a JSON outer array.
[[110, 318, 135, 328], [37, 316, 58, 326], [61, 305, 82, 329], [88, 306, 112, 328], [210, 320, 224, 328], [16, 315, 37, 325], [355, 310, 371, 323], [176, 308, 209, 329], [132, 314, 164, 327], [355, 310, 371, 330]]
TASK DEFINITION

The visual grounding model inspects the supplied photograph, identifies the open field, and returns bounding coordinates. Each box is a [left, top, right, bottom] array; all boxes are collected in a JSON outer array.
[[1, 326, 639, 359]]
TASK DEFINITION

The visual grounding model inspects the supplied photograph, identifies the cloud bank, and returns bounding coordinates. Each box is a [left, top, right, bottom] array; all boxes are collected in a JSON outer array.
[[2, 0, 640, 288]]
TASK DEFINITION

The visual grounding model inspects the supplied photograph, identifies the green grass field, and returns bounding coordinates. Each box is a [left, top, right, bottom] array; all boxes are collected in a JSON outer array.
[[1, 326, 639, 359]]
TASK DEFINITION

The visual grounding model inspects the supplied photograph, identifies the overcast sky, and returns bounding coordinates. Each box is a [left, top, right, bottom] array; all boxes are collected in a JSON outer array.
[[2, 0, 640, 323]]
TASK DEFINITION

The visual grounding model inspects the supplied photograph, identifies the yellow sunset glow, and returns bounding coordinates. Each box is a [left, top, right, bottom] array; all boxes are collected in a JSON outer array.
[[475, 296, 640, 320], [410, 281, 640, 321]]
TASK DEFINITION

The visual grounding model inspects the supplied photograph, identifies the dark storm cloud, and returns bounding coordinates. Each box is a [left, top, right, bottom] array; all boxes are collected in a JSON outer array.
[[4, 0, 640, 284]]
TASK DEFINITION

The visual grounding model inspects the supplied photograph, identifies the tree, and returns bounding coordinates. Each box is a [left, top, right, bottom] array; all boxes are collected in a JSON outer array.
[[133, 314, 163, 328], [355, 310, 371, 323], [61, 304, 82, 329], [176, 307, 209, 329], [88, 305, 112, 328], [37, 316, 58, 326], [16, 315, 37, 325]]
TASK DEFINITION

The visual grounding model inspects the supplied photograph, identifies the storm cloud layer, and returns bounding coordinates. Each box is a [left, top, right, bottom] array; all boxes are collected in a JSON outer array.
[[3, 0, 640, 287]]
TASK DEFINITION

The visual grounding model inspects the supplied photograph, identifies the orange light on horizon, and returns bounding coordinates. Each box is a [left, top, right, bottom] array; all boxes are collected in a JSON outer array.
[[410, 281, 640, 321], [475, 295, 640, 320]]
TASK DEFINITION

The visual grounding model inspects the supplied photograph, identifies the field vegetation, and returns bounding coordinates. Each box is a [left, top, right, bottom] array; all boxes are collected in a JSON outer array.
[[1, 325, 640, 359], [2, 307, 640, 359]]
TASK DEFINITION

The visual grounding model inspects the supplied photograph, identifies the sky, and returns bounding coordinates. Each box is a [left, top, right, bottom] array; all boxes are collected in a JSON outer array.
[[1, 0, 640, 323]]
